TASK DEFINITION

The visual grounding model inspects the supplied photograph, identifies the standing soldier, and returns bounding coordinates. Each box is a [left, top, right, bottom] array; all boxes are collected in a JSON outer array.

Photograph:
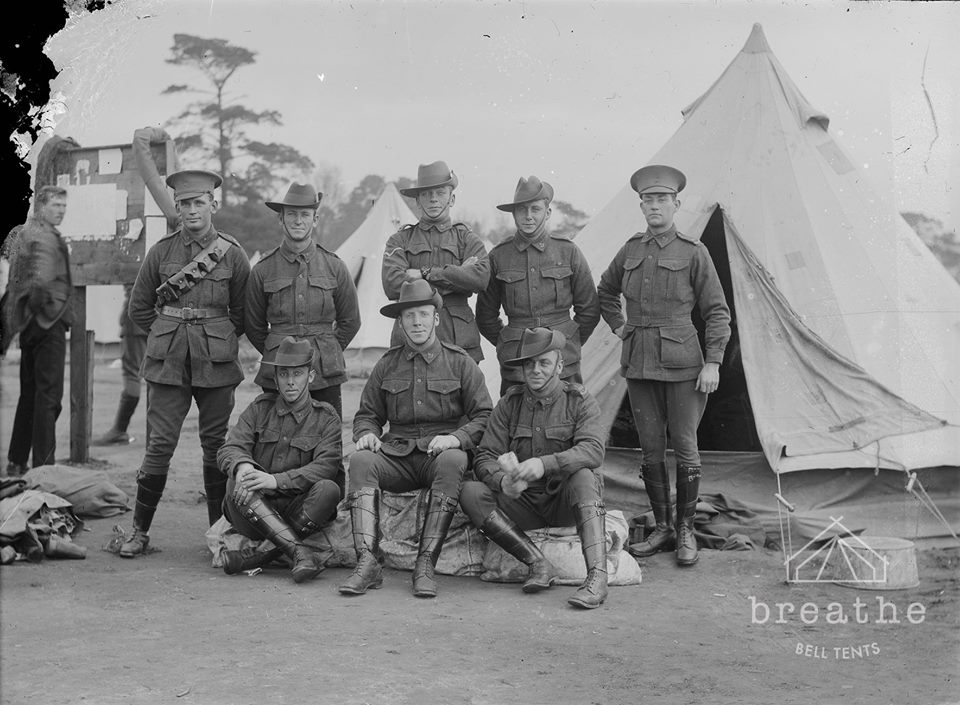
[[382, 161, 489, 363], [246, 183, 360, 418], [119, 169, 251, 558], [339, 279, 492, 598], [460, 328, 609, 609], [476, 176, 600, 396], [597, 165, 730, 567]]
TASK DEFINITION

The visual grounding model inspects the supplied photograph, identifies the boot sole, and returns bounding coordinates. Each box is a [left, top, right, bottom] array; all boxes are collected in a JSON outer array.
[[522, 577, 558, 594], [567, 595, 607, 609], [338, 579, 384, 595], [676, 556, 699, 567], [626, 543, 675, 558]]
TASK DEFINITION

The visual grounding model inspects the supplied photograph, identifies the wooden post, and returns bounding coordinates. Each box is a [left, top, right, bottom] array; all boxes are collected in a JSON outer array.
[[69, 285, 91, 462]]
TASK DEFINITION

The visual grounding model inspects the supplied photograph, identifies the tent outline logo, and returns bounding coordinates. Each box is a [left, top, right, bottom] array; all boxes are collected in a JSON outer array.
[[784, 516, 889, 585]]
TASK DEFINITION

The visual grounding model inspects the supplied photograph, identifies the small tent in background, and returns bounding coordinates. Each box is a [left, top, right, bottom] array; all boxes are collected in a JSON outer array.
[[576, 24, 959, 539], [336, 182, 417, 375]]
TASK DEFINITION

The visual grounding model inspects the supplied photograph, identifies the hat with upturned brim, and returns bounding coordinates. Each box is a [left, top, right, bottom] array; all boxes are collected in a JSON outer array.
[[629, 165, 686, 195], [166, 170, 223, 201], [399, 161, 459, 197], [379, 279, 443, 318], [496, 175, 554, 212], [264, 183, 323, 212], [504, 327, 567, 367], [260, 336, 314, 368]]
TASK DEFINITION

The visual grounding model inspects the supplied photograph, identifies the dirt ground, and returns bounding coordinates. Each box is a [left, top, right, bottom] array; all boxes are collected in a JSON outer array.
[[1, 353, 958, 705]]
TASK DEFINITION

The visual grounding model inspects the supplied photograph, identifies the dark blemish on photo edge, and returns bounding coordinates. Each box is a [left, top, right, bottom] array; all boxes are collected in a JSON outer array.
[[0, 0, 109, 250]]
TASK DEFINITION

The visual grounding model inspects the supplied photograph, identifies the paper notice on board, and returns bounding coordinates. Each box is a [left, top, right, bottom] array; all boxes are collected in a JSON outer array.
[[145, 217, 167, 251], [115, 189, 128, 220], [125, 219, 143, 241], [59, 183, 118, 240], [99, 148, 123, 175]]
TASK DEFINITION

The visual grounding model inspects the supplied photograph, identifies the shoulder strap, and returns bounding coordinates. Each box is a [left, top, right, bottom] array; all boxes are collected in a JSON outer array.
[[155, 235, 233, 306]]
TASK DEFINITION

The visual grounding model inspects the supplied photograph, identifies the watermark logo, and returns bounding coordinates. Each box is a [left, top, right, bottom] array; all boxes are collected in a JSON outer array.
[[784, 516, 888, 585]]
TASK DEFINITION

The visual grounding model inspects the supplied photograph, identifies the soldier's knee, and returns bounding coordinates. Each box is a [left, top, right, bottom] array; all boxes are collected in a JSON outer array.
[[436, 449, 468, 471], [348, 450, 379, 486], [306, 478, 341, 503]]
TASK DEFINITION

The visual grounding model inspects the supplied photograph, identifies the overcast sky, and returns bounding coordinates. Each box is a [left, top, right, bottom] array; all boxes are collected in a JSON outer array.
[[41, 0, 958, 230]]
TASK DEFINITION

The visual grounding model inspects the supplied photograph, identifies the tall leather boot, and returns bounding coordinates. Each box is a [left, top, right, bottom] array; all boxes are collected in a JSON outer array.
[[243, 494, 323, 583], [627, 461, 675, 558], [675, 464, 702, 566], [203, 465, 227, 526], [93, 392, 140, 445], [568, 500, 608, 609], [119, 472, 166, 558], [338, 488, 383, 595], [221, 546, 283, 575], [479, 508, 559, 593], [412, 490, 458, 598]]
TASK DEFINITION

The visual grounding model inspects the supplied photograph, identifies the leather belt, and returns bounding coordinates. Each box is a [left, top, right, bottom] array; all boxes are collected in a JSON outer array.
[[271, 322, 334, 336], [509, 313, 571, 328], [160, 306, 229, 321], [625, 315, 691, 328]]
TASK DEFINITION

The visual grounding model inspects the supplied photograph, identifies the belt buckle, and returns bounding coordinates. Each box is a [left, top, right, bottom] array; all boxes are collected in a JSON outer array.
[[181, 307, 196, 321]]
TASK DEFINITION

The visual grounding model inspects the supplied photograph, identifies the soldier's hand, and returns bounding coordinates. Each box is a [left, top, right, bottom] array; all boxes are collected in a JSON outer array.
[[427, 434, 461, 455], [462, 255, 478, 267], [244, 470, 278, 492], [134, 126, 172, 142], [614, 325, 626, 339], [515, 457, 545, 482], [696, 362, 720, 394], [356, 433, 382, 452], [405, 268, 423, 281], [500, 474, 528, 499], [497, 451, 520, 475]]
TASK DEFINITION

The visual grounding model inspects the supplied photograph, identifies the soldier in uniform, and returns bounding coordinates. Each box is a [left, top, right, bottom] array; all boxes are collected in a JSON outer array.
[[246, 183, 360, 418], [119, 169, 251, 558], [460, 328, 608, 609], [476, 176, 600, 396], [217, 337, 343, 584], [339, 279, 492, 598], [597, 165, 730, 567], [382, 161, 489, 363]]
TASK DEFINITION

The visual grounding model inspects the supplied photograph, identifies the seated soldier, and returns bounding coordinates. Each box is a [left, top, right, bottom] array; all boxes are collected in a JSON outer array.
[[339, 279, 492, 598], [459, 328, 609, 609], [217, 336, 344, 583]]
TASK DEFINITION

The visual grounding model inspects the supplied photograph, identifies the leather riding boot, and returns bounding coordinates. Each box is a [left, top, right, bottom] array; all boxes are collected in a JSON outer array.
[[222, 546, 284, 575], [243, 494, 323, 583], [338, 488, 383, 595], [412, 490, 459, 598], [675, 464, 702, 566], [627, 462, 675, 558], [568, 500, 609, 609], [478, 508, 559, 593], [288, 490, 336, 540], [93, 393, 139, 446]]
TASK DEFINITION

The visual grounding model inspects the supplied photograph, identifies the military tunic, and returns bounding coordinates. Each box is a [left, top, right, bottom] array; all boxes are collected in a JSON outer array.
[[381, 217, 489, 362], [460, 376, 605, 529], [130, 227, 250, 388], [245, 240, 360, 391], [350, 337, 492, 497], [476, 230, 600, 385], [597, 226, 730, 381]]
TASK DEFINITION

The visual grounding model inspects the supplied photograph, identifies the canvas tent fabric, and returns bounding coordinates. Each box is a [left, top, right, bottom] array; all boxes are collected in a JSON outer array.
[[575, 23, 960, 475]]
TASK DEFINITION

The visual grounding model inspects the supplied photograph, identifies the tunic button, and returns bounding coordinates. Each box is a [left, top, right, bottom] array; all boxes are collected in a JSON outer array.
[[530, 267, 535, 271], [535, 426, 541, 431], [417, 400, 423, 405]]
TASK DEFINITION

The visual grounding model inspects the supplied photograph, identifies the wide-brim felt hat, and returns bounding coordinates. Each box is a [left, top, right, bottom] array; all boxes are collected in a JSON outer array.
[[260, 336, 314, 367], [496, 175, 554, 212], [629, 165, 686, 195], [399, 161, 459, 197], [166, 169, 223, 201], [379, 279, 444, 318], [264, 183, 323, 212], [504, 327, 567, 367]]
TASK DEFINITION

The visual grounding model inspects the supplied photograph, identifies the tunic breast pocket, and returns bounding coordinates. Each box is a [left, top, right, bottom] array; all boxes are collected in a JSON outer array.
[[404, 242, 432, 268], [381, 378, 411, 419], [263, 278, 294, 319], [510, 424, 533, 456], [290, 434, 322, 464], [544, 423, 575, 456], [622, 257, 644, 298], [495, 270, 527, 311], [656, 258, 692, 303], [541, 266, 574, 309], [308, 275, 338, 318], [426, 378, 462, 420], [199, 267, 234, 307], [255, 427, 280, 451]]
